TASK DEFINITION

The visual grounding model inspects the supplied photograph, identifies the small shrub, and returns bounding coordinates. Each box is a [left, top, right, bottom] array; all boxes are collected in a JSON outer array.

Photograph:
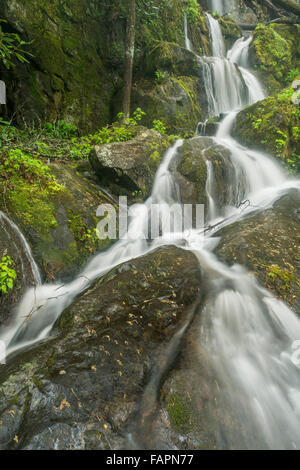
[[0, 255, 16, 294], [152, 119, 166, 134]]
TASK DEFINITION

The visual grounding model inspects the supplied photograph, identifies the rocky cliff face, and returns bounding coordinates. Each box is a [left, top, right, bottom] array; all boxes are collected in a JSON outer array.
[[0, 0, 241, 134], [0, 0, 118, 132]]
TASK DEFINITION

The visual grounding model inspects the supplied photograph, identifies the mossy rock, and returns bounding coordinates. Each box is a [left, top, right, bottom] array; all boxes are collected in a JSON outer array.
[[249, 23, 300, 94], [215, 189, 300, 313], [0, 246, 201, 449], [232, 88, 300, 172], [89, 128, 172, 200], [0, 0, 114, 132], [218, 15, 242, 50], [141, 42, 202, 79], [0, 162, 115, 282], [170, 137, 234, 220], [132, 75, 203, 135]]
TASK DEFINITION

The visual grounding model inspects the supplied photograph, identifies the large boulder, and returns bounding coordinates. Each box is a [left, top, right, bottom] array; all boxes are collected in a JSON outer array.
[[232, 88, 300, 173], [215, 189, 300, 313], [1, 162, 114, 282], [170, 137, 234, 219], [0, 246, 201, 449], [89, 129, 171, 199], [132, 76, 203, 135], [249, 23, 300, 94], [0, 212, 38, 326]]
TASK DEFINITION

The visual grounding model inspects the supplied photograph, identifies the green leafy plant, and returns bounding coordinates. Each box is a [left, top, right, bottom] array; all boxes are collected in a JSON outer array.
[[183, 0, 201, 23], [1, 148, 51, 181], [286, 68, 300, 85], [0, 19, 32, 69], [155, 70, 166, 83], [44, 120, 78, 139], [0, 255, 16, 294], [152, 119, 166, 134]]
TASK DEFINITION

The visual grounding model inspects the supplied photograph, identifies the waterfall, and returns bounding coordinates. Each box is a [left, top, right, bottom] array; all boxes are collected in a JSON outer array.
[[0, 211, 41, 285], [199, 14, 265, 118], [184, 15, 193, 52], [206, 13, 226, 58], [210, 0, 225, 15], [1, 2, 300, 450], [227, 35, 251, 67]]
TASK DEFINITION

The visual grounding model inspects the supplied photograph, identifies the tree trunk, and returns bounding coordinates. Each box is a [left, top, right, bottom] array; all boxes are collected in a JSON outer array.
[[122, 0, 136, 119], [272, 0, 300, 16]]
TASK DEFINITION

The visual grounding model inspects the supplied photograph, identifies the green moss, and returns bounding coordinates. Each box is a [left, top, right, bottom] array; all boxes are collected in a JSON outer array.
[[233, 88, 300, 173], [166, 392, 191, 433], [267, 264, 296, 298], [133, 75, 201, 135], [218, 15, 241, 48], [251, 24, 300, 93]]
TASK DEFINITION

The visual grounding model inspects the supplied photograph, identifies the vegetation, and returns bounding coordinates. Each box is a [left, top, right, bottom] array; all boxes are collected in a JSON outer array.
[[251, 23, 300, 93], [0, 19, 32, 69], [233, 88, 300, 173], [0, 255, 16, 294]]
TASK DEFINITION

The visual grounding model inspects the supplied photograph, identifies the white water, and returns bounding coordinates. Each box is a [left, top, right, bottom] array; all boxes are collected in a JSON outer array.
[[227, 35, 251, 67], [206, 13, 226, 58], [184, 15, 193, 52], [0, 211, 41, 285], [197, 14, 264, 118], [1, 7, 300, 450]]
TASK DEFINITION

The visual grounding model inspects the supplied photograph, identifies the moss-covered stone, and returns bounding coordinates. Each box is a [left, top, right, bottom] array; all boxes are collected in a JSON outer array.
[[249, 23, 300, 93], [232, 88, 300, 173], [0, 0, 116, 133], [132, 75, 202, 135], [0, 162, 116, 281], [218, 15, 242, 49], [170, 137, 234, 220], [215, 190, 300, 313], [0, 246, 201, 449], [89, 128, 172, 200]]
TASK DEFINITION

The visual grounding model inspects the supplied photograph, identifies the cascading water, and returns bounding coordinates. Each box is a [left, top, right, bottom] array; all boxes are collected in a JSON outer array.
[[197, 14, 260, 119], [184, 15, 193, 52], [0, 211, 41, 285], [206, 13, 226, 58], [1, 6, 300, 450]]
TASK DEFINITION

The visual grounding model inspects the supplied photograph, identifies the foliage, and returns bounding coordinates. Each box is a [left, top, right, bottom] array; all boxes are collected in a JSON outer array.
[[252, 23, 299, 93], [152, 119, 166, 134], [0, 255, 16, 294], [44, 120, 78, 139], [286, 68, 300, 85], [183, 0, 201, 24], [0, 19, 32, 69], [154, 70, 167, 83], [238, 88, 300, 172], [0, 148, 51, 182]]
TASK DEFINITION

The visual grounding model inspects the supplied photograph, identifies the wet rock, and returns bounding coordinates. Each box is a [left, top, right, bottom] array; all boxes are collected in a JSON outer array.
[[134, 310, 229, 450], [0, 213, 37, 326], [170, 137, 234, 219], [89, 129, 171, 199], [232, 88, 300, 172], [131, 76, 203, 135], [0, 246, 201, 449], [249, 24, 300, 93], [215, 189, 300, 313], [4, 162, 117, 283]]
